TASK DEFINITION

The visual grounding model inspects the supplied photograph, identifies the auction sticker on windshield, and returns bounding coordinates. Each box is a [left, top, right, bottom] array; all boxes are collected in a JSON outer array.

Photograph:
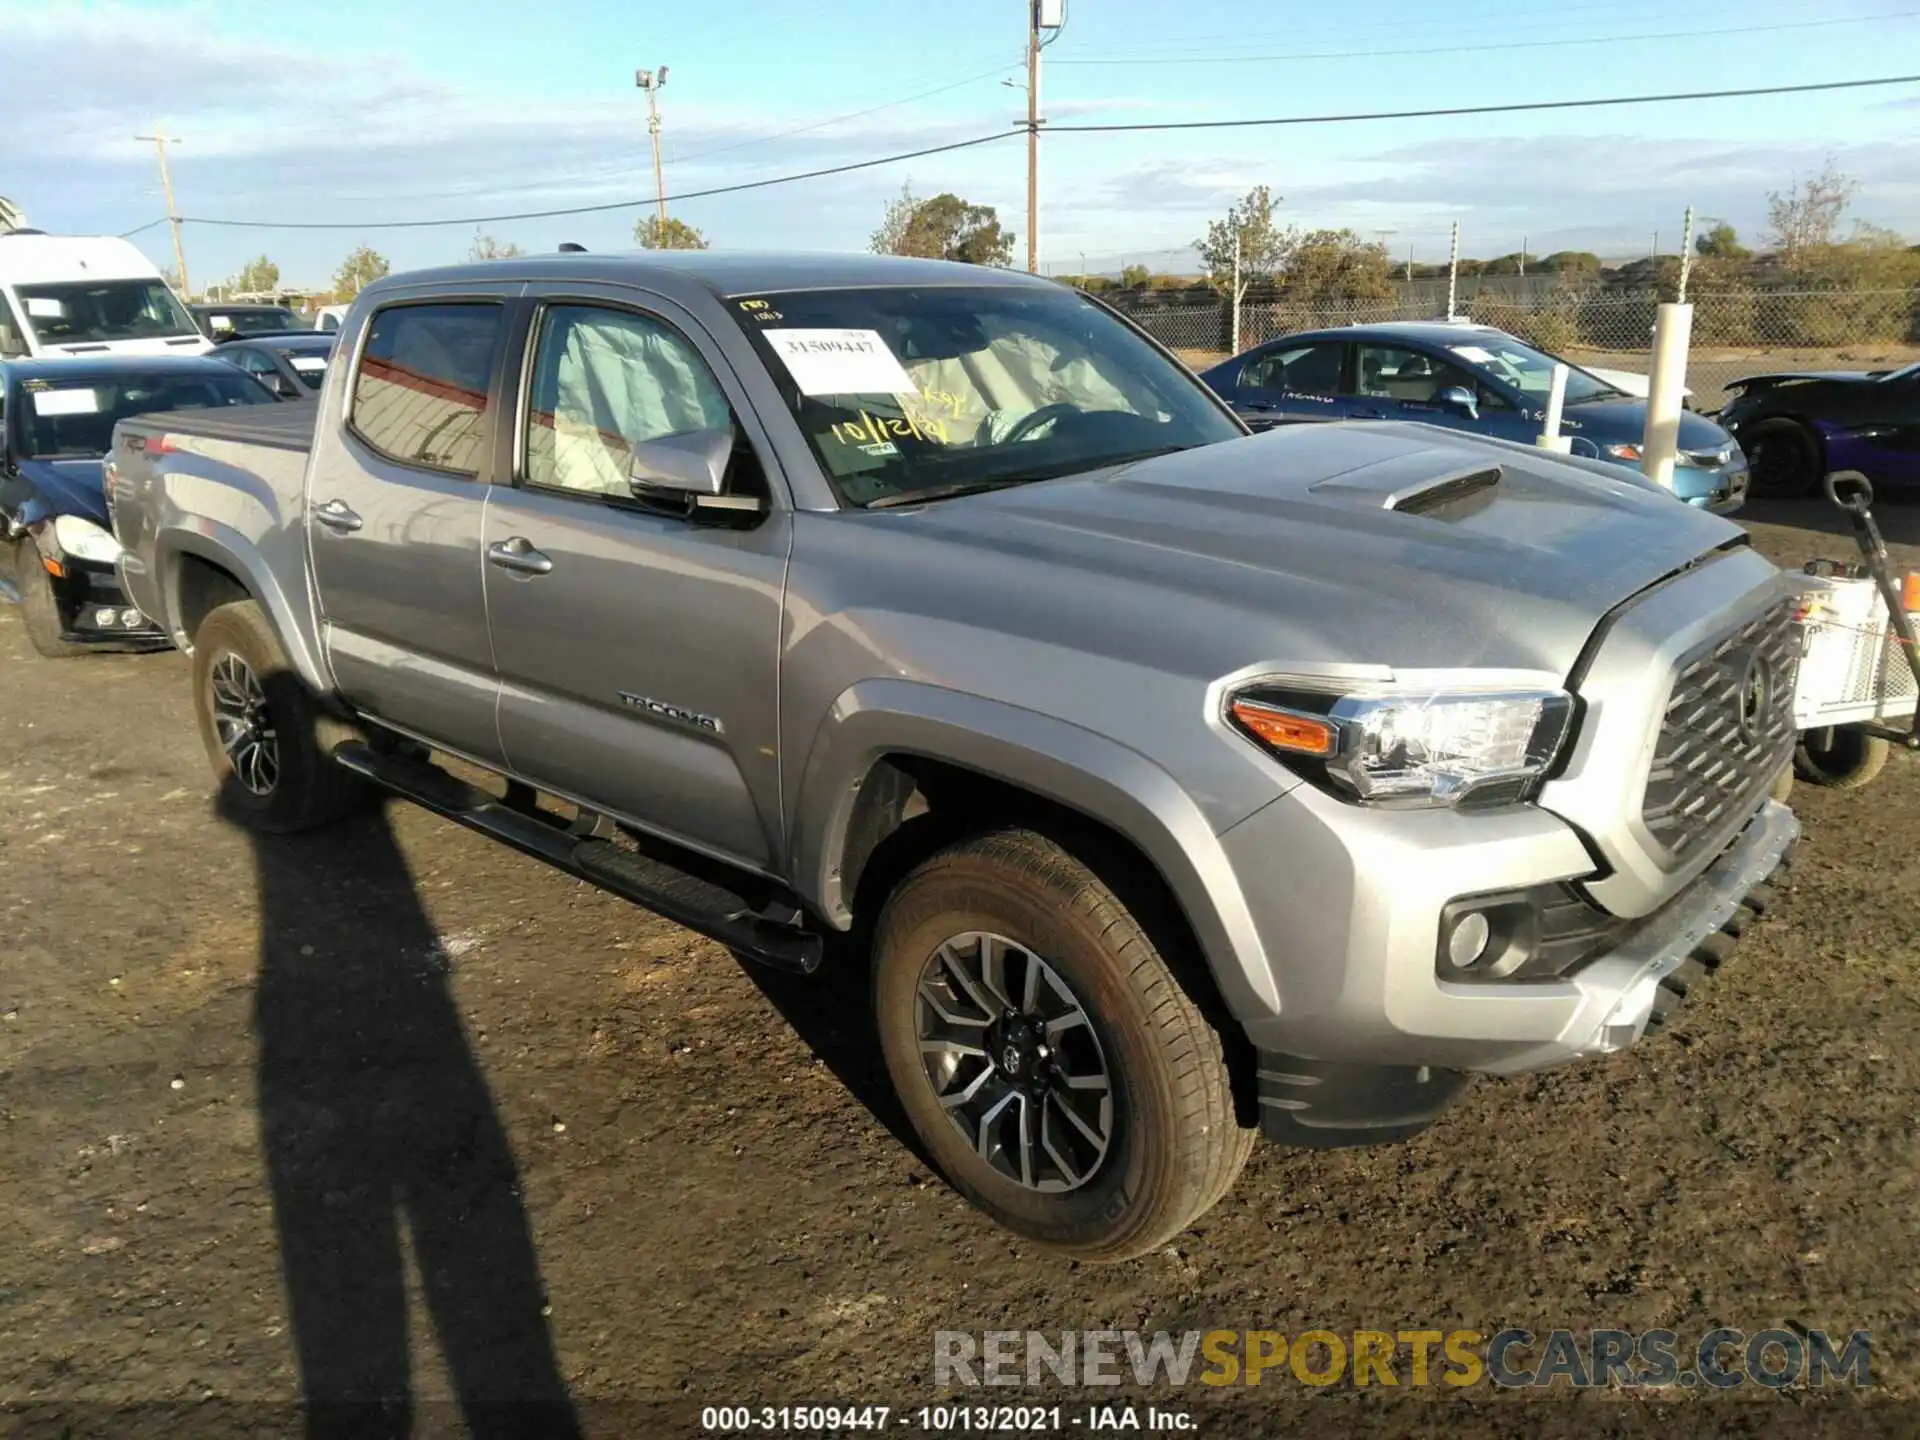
[[30, 389, 101, 416], [765, 329, 916, 397]]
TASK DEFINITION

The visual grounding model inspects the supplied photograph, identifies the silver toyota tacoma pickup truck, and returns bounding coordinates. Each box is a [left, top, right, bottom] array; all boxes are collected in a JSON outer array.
[[109, 253, 1800, 1261]]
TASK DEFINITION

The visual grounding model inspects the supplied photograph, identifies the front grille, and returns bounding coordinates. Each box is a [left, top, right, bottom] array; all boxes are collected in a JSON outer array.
[[1641, 600, 1798, 864]]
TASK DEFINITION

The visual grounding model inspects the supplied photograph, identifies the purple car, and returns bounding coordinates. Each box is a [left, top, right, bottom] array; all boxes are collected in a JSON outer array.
[[1719, 362, 1920, 497]]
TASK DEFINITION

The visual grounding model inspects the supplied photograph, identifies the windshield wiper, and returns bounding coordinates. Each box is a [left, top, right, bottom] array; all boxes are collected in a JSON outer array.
[[865, 478, 1040, 510]]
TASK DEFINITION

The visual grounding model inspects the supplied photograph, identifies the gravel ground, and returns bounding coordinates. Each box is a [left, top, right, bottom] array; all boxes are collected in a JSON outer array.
[[1, 498, 1916, 1439]]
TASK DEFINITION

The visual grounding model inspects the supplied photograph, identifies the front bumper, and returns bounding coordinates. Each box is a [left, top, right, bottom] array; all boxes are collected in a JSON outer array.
[[1220, 781, 1796, 1077], [50, 557, 169, 647]]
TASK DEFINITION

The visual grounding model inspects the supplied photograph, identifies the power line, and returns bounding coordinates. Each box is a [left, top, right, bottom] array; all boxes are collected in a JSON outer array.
[[119, 217, 170, 238], [180, 130, 1021, 230], [1047, 73, 1920, 132], [1052, 11, 1917, 66], [170, 73, 1920, 233]]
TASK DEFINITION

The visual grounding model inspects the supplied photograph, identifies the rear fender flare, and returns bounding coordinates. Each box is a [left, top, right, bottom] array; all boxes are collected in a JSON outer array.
[[790, 678, 1279, 1023], [152, 523, 331, 693]]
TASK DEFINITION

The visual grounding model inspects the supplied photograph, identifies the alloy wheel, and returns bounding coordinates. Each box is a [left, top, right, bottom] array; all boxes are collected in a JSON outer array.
[[208, 651, 279, 795], [914, 931, 1114, 1193]]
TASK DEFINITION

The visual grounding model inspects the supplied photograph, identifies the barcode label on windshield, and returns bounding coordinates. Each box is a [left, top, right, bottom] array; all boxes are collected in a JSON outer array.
[[32, 389, 101, 416], [764, 328, 915, 397]]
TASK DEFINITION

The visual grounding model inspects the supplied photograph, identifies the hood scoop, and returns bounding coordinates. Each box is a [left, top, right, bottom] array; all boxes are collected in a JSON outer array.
[[1309, 448, 1502, 516]]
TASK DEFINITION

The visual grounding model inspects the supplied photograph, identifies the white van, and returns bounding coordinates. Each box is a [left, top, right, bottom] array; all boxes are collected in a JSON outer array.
[[0, 234, 211, 360]]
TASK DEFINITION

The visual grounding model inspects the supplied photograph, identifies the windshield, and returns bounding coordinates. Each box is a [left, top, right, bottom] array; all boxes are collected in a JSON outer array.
[[729, 284, 1242, 507], [13, 279, 199, 346], [16, 370, 272, 458], [207, 308, 300, 336], [1446, 335, 1619, 404]]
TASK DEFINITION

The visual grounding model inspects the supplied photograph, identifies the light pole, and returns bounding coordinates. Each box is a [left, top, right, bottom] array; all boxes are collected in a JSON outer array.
[[636, 66, 670, 226]]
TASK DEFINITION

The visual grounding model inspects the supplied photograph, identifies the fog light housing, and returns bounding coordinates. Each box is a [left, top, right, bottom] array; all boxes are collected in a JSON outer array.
[[93, 607, 116, 628], [120, 608, 143, 628], [1445, 911, 1492, 969]]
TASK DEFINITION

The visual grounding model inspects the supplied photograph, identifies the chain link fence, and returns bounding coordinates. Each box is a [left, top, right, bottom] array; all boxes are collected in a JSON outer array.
[[1105, 285, 1920, 411]]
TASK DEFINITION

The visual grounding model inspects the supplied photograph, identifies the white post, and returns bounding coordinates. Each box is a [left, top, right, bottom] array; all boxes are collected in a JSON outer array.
[[1535, 363, 1572, 453], [1642, 302, 1694, 491], [1230, 232, 1241, 354]]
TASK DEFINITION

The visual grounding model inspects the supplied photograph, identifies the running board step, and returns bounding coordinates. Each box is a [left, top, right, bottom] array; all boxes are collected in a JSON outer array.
[[331, 741, 823, 974]]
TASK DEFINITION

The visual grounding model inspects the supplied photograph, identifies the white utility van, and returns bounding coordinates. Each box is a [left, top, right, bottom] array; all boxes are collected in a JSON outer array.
[[0, 234, 211, 360]]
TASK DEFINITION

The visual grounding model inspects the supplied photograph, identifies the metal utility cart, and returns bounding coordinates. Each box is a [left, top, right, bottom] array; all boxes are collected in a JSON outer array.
[[1787, 471, 1920, 790]]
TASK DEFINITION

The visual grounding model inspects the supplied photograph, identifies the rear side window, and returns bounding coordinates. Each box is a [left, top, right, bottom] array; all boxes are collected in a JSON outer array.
[[349, 302, 502, 475]]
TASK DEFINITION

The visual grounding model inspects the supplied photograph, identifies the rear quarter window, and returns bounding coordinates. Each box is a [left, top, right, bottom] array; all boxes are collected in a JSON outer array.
[[348, 302, 502, 475]]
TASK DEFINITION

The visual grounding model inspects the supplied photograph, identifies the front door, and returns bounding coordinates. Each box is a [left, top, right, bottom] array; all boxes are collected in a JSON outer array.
[[1234, 340, 1348, 425], [308, 293, 514, 765], [482, 291, 790, 869], [1348, 341, 1521, 437]]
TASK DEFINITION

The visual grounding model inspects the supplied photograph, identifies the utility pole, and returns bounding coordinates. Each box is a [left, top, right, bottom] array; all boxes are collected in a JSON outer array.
[[1025, 1, 1066, 275], [133, 125, 190, 297], [635, 66, 669, 226]]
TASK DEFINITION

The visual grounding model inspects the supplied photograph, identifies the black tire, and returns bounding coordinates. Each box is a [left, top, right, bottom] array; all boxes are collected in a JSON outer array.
[[14, 540, 88, 659], [191, 599, 369, 831], [873, 828, 1252, 1262], [1744, 417, 1822, 498], [1794, 726, 1890, 791]]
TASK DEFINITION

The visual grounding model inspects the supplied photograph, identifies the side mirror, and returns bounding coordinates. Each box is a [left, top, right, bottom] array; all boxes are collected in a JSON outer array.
[[627, 428, 733, 498], [1437, 385, 1479, 421]]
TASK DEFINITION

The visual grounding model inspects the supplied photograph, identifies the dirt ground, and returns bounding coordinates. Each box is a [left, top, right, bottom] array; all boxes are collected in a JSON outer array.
[[3, 498, 1918, 1439]]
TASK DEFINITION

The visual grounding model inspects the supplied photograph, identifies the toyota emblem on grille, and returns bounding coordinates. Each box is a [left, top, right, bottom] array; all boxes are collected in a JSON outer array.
[[1733, 647, 1771, 742]]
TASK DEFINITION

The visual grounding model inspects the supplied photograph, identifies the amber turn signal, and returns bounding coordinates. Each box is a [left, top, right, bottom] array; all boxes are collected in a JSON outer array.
[[1229, 698, 1338, 757], [1903, 571, 1920, 615]]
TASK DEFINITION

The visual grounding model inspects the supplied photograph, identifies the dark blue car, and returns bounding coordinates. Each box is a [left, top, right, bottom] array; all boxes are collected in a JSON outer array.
[[0, 355, 273, 656], [1198, 322, 1749, 513]]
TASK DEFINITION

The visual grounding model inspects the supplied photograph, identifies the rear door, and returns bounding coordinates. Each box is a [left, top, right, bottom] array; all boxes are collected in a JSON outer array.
[[307, 290, 517, 765], [481, 286, 790, 869]]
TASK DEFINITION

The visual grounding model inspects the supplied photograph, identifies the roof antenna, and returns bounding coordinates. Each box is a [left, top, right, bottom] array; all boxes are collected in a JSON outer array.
[[558, 242, 587, 253]]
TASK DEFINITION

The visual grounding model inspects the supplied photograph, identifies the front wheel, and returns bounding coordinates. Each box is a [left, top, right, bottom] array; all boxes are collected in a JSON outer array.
[[14, 540, 87, 659], [873, 829, 1252, 1262], [1744, 417, 1822, 498], [191, 599, 369, 831], [1794, 726, 1890, 790]]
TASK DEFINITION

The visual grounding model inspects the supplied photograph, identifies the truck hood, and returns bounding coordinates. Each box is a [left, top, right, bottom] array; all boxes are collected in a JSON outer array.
[[38, 335, 213, 359], [894, 423, 1745, 680], [1727, 370, 1873, 391], [6, 457, 108, 526]]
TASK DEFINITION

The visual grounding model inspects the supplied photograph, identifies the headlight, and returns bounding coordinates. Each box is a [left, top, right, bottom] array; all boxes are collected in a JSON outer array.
[[1602, 442, 1643, 463], [1228, 685, 1574, 808], [50, 514, 125, 565]]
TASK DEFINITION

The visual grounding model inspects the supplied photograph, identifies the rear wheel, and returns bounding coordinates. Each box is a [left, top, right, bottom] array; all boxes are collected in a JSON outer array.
[[873, 829, 1252, 1262], [191, 599, 369, 831], [1794, 726, 1889, 791], [14, 540, 87, 659], [1745, 417, 1822, 498]]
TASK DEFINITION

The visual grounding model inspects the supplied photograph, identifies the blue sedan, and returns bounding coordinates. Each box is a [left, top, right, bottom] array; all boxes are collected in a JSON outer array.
[[1198, 322, 1749, 513]]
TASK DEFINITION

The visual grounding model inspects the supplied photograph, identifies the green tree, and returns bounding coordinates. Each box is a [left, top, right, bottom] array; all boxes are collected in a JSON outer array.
[[1119, 263, 1151, 289], [635, 215, 709, 250], [1195, 185, 1291, 302], [469, 230, 524, 261], [1538, 250, 1602, 275], [871, 187, 1013, 266], [1282, 229, 1395, 302], [230, 255, 280, 294], [333, 245, 390, 300], [1694, 222, 1749, 261]]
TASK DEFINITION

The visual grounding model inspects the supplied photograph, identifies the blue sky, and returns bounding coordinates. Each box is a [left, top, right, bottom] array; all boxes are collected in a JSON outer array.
[[4, 0, 1918, 289]]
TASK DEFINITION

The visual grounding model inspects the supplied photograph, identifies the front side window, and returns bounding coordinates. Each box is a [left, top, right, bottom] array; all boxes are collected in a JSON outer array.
[[14, 279, 199, 346], [349, 303, 501, 475], [524, 304, 734, 497], [1242, 342, 1342, 397], [1352, 343, 1506, 409], [729, 284, 1241, 508], [16, 370, 271, 459]]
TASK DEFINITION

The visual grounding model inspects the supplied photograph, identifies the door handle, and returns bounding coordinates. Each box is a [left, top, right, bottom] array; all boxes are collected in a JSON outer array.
[[312, 498, 363, 532], [487, 537, 554, 576], [1350, 408, 1387, 420], [1244, 399, 1279, 412]]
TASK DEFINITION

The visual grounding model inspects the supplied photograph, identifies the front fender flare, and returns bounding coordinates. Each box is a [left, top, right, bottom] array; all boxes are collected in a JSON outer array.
[[790, 678, 1280, 1023]]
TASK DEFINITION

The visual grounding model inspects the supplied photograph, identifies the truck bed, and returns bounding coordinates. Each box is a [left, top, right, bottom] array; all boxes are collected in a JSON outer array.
[[129, 397, 317, 452]]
